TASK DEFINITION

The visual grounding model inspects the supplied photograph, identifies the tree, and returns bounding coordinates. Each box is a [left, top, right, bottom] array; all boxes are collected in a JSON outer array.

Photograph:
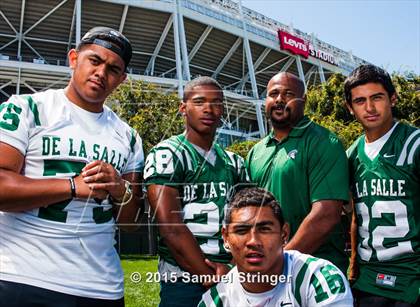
[[305, 72, 419, 148], [392, 73, 420, 126], [107, 74, 418, 157], [228, 72, 419, 156], [226, 140, 258, 159], [305, 73, 353, 123], [106, 79, 184, 154]]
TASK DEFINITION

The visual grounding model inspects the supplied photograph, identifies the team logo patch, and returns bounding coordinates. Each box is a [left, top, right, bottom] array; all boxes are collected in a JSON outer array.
[[288, 149, 298, 160], [376, 273, 396, 287]]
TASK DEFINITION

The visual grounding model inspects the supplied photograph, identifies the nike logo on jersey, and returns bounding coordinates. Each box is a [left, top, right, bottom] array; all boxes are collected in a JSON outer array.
[[280, 302, 292, 307], [383, 153, 395, 158]]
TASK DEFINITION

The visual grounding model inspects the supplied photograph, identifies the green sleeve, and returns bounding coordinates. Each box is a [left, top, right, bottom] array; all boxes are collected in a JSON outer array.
[[308, 133, 349, 203], [143, 144, 184, 187], [346, 136, 361, 189]]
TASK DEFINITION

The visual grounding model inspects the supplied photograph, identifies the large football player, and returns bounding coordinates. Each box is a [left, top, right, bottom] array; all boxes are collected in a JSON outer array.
[[345, 64, 419, 306], [144, 76, 248, 306], [0, 27, 143, 307], [199, 187, 353, 307]]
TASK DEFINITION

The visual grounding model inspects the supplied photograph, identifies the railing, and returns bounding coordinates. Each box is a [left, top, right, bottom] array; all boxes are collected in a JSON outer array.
[[0, 54, 69, 67], [0, 53, 179, 78], [183, 0, 369, 71]]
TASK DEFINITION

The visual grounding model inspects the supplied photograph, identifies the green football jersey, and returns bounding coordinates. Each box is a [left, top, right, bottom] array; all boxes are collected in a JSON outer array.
[[347, 122, 420, 303], [144, 134, 248, 266], [246, 116, 350, 273]]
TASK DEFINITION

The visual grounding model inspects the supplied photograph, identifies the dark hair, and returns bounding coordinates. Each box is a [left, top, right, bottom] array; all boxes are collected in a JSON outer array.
[[344, 64, 396, 104], [183, 76, 224, 102], [225, 187, 285, 226]]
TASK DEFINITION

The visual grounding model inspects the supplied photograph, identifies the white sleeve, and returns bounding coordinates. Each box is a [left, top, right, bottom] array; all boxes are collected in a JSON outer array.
[[0, 95, 34, 155], [198, 289, 212, 307], [123, 129, 144, 174], [305, 262, 353, 306]]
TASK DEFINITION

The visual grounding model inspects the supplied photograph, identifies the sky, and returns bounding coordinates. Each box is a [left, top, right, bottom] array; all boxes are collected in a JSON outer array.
[[241, 0, 420, 75]]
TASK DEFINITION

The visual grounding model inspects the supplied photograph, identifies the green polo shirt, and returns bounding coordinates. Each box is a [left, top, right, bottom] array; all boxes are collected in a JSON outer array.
[[246, 116, 349, 272]]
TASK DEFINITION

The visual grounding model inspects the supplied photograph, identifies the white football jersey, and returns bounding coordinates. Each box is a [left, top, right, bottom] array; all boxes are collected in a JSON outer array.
[[0, 89, 143, 299], [199, 250, 353, 307]]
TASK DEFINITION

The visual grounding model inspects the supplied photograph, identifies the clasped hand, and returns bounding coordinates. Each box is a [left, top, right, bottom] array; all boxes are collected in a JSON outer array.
[[73, 160, 125, 201]]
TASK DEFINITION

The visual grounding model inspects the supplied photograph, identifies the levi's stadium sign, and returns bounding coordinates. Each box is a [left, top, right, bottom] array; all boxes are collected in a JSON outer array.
[[278, 30, 309, 58], [278, 30, 338, 66], [308, 45, 338, 66]]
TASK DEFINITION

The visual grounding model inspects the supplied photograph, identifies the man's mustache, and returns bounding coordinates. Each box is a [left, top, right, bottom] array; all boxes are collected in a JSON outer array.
[[270, 103, 289, 114]]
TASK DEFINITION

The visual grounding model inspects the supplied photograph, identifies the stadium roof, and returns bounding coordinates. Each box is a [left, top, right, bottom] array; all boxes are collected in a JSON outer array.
[[0, 0, 369, 138]]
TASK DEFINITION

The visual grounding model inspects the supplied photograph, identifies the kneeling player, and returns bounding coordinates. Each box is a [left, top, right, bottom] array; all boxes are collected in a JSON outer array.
[[199, 187, 353, 306]]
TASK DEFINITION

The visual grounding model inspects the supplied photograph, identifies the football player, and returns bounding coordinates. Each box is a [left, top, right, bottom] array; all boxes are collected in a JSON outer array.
[[199, 187, 353, 306], [144, 76, 248, 306], [0, 27, 143, 307], [345, 64, 419, 306]]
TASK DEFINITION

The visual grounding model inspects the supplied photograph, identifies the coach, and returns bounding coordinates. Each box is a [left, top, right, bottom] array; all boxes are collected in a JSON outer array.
[[246, 72, 349, 274]]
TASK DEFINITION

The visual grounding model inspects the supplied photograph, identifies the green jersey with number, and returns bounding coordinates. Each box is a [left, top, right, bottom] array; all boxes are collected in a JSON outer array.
[[347, 122, 420, 303], [144, 134, 248, 266], [0, 89, 144, 299], [199, 250, 353, 307]]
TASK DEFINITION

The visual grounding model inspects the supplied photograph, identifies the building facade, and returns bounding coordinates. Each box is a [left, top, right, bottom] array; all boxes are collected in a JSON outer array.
[[0, 0, 368, 144]]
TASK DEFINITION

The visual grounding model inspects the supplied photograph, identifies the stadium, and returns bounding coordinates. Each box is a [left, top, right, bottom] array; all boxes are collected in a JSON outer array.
[[0, 0, 369, 147], [2, 2, 419, 307], [0, 0, 371, 255], [0, 0, 370, 254]]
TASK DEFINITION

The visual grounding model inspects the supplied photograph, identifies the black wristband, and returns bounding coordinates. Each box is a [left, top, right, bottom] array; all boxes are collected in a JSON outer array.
[[69, 177, 76, 198]]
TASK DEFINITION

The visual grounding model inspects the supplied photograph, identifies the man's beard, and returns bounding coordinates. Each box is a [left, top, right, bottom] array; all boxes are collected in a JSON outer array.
[[269, 100, 305, 130], [269, 105, 292, 129]]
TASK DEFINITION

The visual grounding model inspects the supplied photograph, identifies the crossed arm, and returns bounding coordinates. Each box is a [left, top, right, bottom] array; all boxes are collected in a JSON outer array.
[[284, 200, 343, 253], [0, 142, 141, 226], [147, 184, 228, 281]]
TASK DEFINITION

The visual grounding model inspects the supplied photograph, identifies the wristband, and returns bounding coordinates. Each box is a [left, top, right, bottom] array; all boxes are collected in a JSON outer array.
[[69, 177, 76, 198]]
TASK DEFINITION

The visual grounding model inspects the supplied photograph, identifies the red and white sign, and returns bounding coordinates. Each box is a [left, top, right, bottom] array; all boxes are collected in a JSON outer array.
[[278, 30, 338, 66], [278, 30, 309, 58]]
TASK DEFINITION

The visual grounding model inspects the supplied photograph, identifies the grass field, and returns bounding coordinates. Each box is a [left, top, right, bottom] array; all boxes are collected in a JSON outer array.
[[121, 255, 160, 307]]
